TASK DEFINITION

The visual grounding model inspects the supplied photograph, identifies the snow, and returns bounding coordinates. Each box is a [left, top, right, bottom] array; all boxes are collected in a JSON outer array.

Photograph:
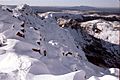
[[81, 19, 119, 45], [109, 68, 119, 77], [39, 11, 83, 20], [32, 70, 85, 80], [88, 75, 119, 80], [0, 4, 119, 80], [0, 33, 7, 46]]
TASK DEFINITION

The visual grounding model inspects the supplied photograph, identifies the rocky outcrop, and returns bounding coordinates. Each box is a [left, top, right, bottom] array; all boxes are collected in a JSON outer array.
[[57, 18, 120, 68]]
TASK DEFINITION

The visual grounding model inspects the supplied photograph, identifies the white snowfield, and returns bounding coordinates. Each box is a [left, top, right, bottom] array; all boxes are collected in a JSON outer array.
[[32, 70, 86, 80], [39, 11, 83, 20], [81, 19, 120, 45], [0, 4, 119, 80]]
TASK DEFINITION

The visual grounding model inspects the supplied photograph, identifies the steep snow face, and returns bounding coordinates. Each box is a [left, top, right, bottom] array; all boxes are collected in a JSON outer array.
[[0, 4, 88, 80], [0, 4, 119, 80]]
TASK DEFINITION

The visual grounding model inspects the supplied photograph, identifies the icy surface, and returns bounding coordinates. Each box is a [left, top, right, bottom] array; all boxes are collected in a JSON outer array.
[[0, 4, 119, 80]]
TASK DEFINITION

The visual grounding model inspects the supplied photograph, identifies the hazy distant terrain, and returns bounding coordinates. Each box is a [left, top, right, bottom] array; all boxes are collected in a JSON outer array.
[[1, 5, 119, 14], [32, 6, 120, 14]]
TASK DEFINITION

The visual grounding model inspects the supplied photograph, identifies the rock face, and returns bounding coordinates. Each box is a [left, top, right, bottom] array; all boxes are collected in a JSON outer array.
[[57, 18, 120, 68], [80, 20, 120, 68], [0, 4, 119, 80]]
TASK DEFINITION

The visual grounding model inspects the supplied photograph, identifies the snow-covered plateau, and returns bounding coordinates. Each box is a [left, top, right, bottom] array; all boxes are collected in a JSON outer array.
[[0, 4, 119, 80]]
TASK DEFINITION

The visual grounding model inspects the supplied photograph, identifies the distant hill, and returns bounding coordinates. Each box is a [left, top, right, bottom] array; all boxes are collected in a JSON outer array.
[[32, 6, 120, 14], [65, 6, 98, 11], [0, 4, 119, 14]]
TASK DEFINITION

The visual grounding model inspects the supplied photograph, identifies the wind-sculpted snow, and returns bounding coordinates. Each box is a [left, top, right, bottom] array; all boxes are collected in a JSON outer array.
[[0, 4, 119, 80]]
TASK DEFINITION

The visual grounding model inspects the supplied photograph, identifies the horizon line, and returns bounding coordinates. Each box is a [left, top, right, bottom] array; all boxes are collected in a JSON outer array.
[[0, 4, 119, 8]]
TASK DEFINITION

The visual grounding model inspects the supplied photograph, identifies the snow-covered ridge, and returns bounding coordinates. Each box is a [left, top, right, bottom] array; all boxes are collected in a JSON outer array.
[[39, 11, 83, 20], [0, 4, 119, 80]]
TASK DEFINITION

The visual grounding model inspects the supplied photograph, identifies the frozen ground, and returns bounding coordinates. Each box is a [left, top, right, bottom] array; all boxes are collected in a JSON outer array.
[[0, 4, 119, 80]]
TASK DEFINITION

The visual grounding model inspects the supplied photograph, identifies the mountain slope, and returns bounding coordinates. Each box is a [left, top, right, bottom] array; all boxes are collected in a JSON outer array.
[[0, 4, 119, 80]]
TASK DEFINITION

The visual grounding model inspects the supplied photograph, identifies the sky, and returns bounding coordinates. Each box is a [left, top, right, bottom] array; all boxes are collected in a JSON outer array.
[[0, 0, 119, 8]]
